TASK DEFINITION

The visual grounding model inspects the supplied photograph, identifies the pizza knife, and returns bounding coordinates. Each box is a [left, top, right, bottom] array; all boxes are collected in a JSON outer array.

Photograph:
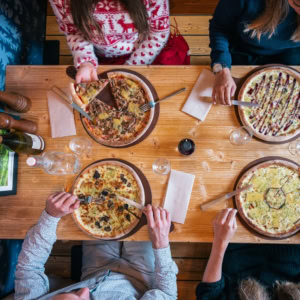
[[200, 184, 252, 211], [51, 86, 92, 121], [201, 97, 260, 108], [117, 195, 145, 211]]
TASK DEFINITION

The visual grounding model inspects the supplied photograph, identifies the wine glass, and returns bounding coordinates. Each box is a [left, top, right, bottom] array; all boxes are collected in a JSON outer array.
[[288, 140, 300, 158], [152, 158, 171, 175], [230, 126, 253, 145], [69, 137, 92, 157]]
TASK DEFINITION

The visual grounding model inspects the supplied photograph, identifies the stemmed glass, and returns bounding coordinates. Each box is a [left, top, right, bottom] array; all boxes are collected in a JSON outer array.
[[69, 137, 92, 158], [288, 140, 300, 158], [230, 126, 253, 145], [152, 158, 171, 175]]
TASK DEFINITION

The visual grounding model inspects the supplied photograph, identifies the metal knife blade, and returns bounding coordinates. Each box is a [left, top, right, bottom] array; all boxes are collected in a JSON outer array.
[[200, 184, 252, 211], [71, 102, 92, 121], [231, 100, 259, 108], [117, 195, 145, 210], [225, 184, 252, 199]]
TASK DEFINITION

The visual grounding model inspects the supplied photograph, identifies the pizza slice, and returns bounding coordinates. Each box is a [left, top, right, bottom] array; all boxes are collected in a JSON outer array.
[[107, 72, 149, 111], [70, 79, 109, 108]]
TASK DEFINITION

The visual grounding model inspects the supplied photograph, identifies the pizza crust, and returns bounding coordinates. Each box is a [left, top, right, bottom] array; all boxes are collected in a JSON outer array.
[[71, 160, 145, 240], [69, 82, 86, 109], [235, 159, 300, 239], [238, 66, 300, 143]]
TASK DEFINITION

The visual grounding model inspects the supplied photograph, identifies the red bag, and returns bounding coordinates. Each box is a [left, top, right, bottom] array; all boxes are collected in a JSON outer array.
[[153, 21, 190, 65]]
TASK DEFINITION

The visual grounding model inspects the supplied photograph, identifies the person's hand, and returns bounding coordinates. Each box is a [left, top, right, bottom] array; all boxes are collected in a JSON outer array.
[[144, 205, 171, 249], [45, 192, 80, 218], [212, 68, 236, 105], [76, 62, 98, 83], [212, 208, 237, 254]]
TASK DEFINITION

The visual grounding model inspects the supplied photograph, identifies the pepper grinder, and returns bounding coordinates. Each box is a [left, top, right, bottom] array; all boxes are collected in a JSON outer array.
[[0, 91, 32, 113], [0, 113, 38, 134]]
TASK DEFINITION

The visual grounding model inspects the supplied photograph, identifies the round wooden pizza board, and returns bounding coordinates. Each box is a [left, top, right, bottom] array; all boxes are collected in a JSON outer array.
[[71, 158, 174, 240], [66, 66, 160, 148], [233, 64, 300, 145], [233, 156, 300, 240]]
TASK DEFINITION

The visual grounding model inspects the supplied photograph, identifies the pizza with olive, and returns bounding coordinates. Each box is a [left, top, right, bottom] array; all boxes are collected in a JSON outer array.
[[238, 67, 300, 142], [72, 161, 145, 239], [82, 71, 154, 147], [235, 160, 300, 238]]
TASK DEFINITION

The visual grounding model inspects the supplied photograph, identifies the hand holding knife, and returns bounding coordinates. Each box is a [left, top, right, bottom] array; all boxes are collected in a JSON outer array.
[[51, 86, 92, 121]]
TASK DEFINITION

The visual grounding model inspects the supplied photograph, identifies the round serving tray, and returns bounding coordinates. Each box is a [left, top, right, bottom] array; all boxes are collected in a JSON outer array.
[[66, 66, 160, 148], [71, 158, 152, 241], [233, 156, 300, 240], [233, 64, 300, 145]]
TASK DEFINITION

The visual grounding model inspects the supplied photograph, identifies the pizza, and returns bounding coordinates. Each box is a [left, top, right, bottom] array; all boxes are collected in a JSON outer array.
[[72, 161, 145, 239], [83, 71, 155, 147], [70, 80, 109, 108], [235, 160, 300, 238], [238, 67, 300, 142]]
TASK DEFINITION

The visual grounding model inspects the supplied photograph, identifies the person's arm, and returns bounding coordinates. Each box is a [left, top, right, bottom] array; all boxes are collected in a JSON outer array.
[[14, 192, 79, 300], [196, 208, 237, 300], [126, 0, 170, 65], [141, 205, 178, 299], [209, 0, 245, 105], [49, 0, 98, 82]]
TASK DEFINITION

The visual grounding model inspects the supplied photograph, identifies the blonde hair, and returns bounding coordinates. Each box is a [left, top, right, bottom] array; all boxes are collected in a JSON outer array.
[[244, 0, 300, 42], [237, 278, 300, 300]]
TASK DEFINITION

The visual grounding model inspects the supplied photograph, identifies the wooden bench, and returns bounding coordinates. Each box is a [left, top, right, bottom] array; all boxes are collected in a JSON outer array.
[[46, 2, 214, 66]]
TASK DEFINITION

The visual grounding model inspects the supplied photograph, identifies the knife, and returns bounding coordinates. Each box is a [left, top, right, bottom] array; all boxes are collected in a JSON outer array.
[[202, 97, 259, 108], [200, 184, 252, 211], [117, 195, 145, 211], [51, 86, 92, 121]]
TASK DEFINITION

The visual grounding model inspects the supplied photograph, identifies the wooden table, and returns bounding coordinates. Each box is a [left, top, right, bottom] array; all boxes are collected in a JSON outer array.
[[1, 65, 299, 243]]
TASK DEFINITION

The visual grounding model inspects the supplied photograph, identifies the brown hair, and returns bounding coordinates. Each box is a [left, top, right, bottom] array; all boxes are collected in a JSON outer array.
[[70, 0, 149, 41], [244, 0, 300, 42]]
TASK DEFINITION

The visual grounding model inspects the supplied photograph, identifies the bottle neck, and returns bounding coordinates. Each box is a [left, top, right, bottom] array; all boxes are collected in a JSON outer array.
[[0, 136, 3, 144], [26, 156, 46, 168]]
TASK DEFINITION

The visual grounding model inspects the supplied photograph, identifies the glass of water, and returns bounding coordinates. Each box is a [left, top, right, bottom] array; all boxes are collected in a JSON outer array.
[[152, 158, 171, 175], [69, 137, 92, 157], [230, 126, 253, 145], [288, 140, 300, 157]]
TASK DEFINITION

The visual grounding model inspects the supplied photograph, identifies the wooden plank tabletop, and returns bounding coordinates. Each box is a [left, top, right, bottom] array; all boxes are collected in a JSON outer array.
[[1, 65, 299, 243]]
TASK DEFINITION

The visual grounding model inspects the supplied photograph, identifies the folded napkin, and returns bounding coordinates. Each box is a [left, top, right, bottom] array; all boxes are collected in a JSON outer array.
[[182, 68, 215, 121], [47, 89, 76, 138], [163, 169, 195, 224]]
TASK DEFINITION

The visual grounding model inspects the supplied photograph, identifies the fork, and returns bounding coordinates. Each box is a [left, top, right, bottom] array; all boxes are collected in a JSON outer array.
[[139, 87, 186, 112]]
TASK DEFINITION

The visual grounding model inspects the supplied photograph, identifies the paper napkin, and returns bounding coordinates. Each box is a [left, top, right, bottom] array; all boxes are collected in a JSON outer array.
[[163, 169, 195, 224], [182, 68, 215, 121], [47, 89, 76, 138]]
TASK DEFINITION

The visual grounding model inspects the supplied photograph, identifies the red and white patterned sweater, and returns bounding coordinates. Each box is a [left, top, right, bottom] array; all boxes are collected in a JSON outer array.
[[49, 0, 170, 68]]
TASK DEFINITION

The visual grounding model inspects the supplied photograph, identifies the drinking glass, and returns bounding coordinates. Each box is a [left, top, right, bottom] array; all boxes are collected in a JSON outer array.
[[288, 140, 300, 158], [230, 126, 253, 145], [152, 158, 171, 175], [69, 137, 92, 157]]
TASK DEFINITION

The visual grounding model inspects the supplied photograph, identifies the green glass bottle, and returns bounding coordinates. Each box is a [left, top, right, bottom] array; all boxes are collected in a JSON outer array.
[[0, 131, 45, 155]]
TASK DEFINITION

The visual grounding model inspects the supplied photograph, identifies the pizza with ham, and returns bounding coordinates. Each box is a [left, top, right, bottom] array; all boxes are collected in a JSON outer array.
[[238, 67, 300, 142], [70, 80, 109, 108], [72, 161, 145, 239], [235, 159, 300, 238], [83, 71, 155, 147]]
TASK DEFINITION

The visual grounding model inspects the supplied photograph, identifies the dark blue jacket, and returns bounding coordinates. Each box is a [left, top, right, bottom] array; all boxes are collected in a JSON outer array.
[[209, 0, 300, 67]]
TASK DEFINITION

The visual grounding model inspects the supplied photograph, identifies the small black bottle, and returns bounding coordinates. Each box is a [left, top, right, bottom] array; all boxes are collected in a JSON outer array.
[[178, 138, 195, 156]]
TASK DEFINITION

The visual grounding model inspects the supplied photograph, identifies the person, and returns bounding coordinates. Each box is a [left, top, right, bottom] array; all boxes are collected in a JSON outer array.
[[196, 208, 300, 300], [49, 0, 170, 83], [209, 0, 300, 105], [14, 192, 178, 299]]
